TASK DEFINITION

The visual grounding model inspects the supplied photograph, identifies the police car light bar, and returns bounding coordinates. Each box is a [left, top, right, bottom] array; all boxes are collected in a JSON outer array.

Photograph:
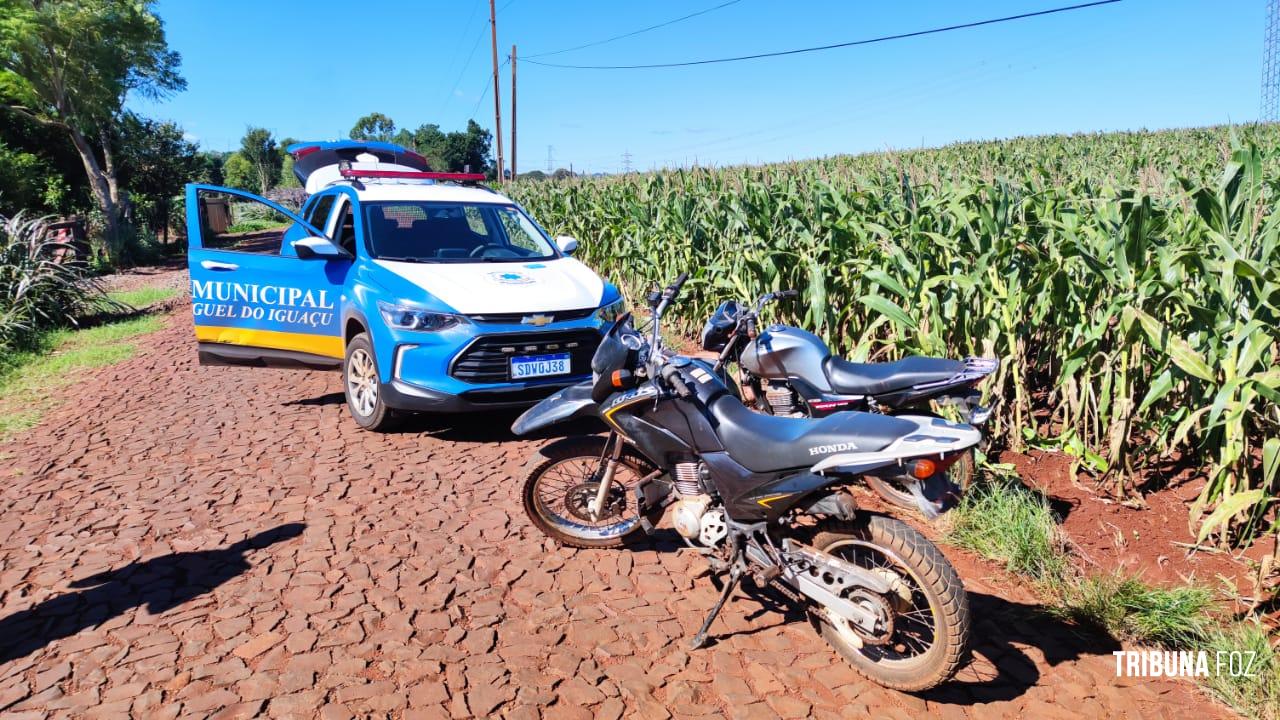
[[338, 168, 487, 183]]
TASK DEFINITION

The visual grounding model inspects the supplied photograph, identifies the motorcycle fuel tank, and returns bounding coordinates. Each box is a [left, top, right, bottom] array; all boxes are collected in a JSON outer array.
[[740, 324, 834, 392]]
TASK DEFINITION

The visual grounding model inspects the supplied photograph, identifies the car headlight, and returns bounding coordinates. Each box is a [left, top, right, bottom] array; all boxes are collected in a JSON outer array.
[[595, 296, 626, 322], [377, 300, 467, 332]]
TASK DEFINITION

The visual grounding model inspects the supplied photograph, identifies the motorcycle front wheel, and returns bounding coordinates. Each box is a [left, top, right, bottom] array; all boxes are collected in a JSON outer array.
[[522, 436, 663, 549], [809, 515, 970, 692]]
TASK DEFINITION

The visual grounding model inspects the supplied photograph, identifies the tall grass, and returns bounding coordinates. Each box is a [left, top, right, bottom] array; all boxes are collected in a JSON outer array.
[[946, 479, 1069, 582], [945, 478, 1275, 718], [511, 124, 1280, 543], [0, 213, 118, 351]]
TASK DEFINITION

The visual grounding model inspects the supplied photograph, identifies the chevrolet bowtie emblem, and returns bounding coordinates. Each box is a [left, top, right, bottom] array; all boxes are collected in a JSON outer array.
[[522, 314, 554, 327]]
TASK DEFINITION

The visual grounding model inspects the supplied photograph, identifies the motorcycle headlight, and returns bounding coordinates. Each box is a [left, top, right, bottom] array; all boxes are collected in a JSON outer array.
[[377, 300, 467, 332], [594, 296, 626, 323]]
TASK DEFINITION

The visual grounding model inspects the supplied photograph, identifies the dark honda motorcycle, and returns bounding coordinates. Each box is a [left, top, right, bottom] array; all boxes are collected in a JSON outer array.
[[701, 290, 998, 508], [512, 274, 977, 691]]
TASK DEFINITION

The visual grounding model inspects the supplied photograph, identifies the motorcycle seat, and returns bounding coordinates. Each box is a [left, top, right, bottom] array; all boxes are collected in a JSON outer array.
[[825, 355, 964, 396], [708, 395, 919, 473]]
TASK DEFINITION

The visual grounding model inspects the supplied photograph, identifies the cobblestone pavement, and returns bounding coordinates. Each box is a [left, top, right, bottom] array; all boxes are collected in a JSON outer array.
[[0, 299, 1231, 719]]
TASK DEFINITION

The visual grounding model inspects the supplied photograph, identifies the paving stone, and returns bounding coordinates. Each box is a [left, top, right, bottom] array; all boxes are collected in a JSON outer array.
[[0, 286, 1234, 720]]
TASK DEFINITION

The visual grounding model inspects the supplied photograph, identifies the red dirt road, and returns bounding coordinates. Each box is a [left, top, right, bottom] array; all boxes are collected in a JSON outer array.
[[0, 294, 1231, 719]]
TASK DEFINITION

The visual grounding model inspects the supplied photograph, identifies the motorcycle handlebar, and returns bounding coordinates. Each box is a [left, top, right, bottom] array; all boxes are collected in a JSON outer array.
[[659, 363, 693, 398], [669, 272, 690, 295], [654, 272, 690, 317], [751, 288, 799, 313]]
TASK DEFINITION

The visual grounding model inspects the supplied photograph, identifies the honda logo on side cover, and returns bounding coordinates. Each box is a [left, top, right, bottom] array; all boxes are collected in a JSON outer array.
[[522, 314, 554, 327], [808, 441, 858, 456]]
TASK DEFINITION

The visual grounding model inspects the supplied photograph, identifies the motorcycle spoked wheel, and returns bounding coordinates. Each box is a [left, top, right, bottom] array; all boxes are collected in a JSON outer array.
[[808, 515, 970, 692], [521, 436, 663, 549]]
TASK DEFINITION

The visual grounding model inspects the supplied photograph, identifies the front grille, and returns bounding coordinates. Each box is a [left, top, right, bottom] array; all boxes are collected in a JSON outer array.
[[466, 308, 596, 324], [450, 329, 601, 384]]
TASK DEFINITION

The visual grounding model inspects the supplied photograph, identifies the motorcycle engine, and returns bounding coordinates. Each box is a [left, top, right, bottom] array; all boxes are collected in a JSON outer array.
[[763, 381, 803, 417], [670, 462, 728, 545]]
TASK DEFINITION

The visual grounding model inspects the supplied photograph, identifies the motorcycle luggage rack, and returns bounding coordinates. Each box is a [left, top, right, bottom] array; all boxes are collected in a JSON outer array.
[[913, 356, 1000, 391]]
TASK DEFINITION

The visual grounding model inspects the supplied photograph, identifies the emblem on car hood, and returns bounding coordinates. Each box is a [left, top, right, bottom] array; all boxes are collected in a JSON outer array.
[[522, 314, 554, 326], [488, 271, 535, 285]]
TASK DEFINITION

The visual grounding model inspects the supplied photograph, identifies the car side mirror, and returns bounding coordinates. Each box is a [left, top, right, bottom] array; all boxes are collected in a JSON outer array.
[[292, 236, 348, 259], [555, 235, 579, 254]]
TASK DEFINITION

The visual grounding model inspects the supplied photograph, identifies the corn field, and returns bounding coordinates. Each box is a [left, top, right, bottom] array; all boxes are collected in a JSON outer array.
[[509, 125, 1280, 546]]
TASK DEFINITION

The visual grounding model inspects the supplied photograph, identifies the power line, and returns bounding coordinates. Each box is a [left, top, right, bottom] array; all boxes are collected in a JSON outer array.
[[525, 0, 1121, 70], [526, 0, 745, 59], [442, 25, 489, 111], [563, 26, 1102, 170], [468, 57, 510, 120]]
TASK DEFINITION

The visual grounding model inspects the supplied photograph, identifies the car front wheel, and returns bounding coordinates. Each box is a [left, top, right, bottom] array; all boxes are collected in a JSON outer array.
[[343, 332, 400, 431]]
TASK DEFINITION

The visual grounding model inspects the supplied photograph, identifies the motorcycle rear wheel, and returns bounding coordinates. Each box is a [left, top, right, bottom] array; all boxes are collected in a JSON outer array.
[[810, 515, 970, 692], [522, 436, 663, 549], [864, 451, 974, 511]]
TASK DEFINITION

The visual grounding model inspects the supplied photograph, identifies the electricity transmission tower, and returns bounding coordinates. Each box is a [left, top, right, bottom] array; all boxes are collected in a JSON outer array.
[[1265, 0, 1280, 121], [546, 145, 554, 173], [621, 151, 633, 174]]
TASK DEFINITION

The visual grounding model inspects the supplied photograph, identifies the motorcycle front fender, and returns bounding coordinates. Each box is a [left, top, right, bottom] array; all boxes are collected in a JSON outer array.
[[511, 381, 598, 435]]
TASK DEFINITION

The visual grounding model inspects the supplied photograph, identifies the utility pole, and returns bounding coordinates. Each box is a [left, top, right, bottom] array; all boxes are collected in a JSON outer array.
[[489, 0, 505, 183], [510, 45, 517, 179], [546, 146, 554, 173], [1265, 0, 1280, 121], [621, 151, 633, 174]]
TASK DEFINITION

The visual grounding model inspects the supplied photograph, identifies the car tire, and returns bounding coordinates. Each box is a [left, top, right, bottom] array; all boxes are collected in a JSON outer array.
[[343, 332, 401, 432]]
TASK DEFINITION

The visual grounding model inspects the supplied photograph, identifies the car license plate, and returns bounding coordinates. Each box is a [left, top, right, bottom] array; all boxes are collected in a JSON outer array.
[[510, 353, 570, 380]]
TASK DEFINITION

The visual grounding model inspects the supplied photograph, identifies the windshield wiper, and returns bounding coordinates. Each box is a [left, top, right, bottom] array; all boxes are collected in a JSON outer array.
[[378, 255, 432, 263]]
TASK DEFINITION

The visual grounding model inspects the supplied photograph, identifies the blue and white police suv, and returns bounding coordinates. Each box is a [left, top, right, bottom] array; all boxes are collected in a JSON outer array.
[[186, 141, 624, 430]]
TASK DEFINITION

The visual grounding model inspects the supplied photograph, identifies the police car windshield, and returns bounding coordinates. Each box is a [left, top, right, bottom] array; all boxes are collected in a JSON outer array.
[[362, 201, 557, 262]]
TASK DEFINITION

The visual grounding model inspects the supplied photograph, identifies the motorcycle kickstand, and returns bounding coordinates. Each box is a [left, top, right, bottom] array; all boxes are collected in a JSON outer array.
[[689, 564, 742, 650]]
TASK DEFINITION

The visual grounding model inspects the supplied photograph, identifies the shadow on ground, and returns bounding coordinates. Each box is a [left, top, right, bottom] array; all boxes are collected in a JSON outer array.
[[0, 523, 305, 666], [280, 393, 605, 444], [920, 591, 1120, 704]]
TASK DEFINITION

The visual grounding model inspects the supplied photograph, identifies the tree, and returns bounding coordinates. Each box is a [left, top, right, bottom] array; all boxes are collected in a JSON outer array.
[[410, 123, 449, 168], [221, 153, 255, 193], [114, 112, 197, 242], [238, 127, 280, 195], [350, 113, 396, 142], [0, 0, 185, 261], [434, 120, 492, 176], [192, 151, 225, 186], [276, 137, 300, 189]]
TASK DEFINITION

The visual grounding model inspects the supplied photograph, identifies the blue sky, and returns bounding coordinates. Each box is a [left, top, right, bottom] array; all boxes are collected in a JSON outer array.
[[133, 0, 1265, 173]]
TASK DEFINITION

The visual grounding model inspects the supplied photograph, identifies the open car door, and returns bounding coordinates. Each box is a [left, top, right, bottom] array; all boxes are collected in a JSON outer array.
[[186, 184, 351, 369]]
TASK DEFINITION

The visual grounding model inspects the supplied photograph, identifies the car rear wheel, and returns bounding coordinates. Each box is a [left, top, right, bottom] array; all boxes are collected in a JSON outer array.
[[344, 333, 401, 432]]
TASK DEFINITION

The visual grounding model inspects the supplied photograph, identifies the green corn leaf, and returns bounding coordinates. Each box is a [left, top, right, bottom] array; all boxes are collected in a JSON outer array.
[[1263, 438, 1280, 489], [1196, 489, 1266, 544], [1136, 370, 1174, 415], [858, 294, 918, 330], [1131, 308, 1215, 382], [863, 269, 909, 300]]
